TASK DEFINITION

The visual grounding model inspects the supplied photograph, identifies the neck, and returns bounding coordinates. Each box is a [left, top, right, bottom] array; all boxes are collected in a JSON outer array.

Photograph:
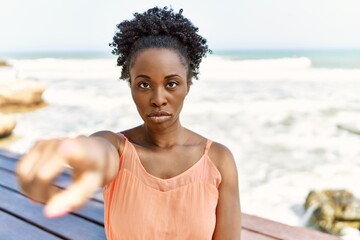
[[142, 121, 187, 148]]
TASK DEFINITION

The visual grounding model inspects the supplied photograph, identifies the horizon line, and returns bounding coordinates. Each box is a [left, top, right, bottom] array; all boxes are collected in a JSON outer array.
[[1, 47, 360, 54]]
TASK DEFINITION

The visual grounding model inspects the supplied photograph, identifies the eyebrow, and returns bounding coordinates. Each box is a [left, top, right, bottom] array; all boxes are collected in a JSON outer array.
[[134, 74, 181, 80], [164, 74, 181, 79], [134, 74, 150, 80]]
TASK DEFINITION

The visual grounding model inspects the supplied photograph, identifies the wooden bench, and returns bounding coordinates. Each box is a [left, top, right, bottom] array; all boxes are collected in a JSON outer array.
[[0, 148, 340, 240]]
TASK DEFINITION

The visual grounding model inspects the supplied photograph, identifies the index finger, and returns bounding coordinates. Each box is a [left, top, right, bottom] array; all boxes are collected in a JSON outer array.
[[43, 170, 102, 218]]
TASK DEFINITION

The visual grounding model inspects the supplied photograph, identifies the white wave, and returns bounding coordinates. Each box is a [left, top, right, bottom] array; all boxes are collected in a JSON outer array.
[[6, 58, 120, 80], [199, 56, 360, 81], [341, 227, 360, 240], [206, 56, 313, 69], [0, 66, 17, 81], [241, 163, 360, 226], [301, 203, 319, 226]]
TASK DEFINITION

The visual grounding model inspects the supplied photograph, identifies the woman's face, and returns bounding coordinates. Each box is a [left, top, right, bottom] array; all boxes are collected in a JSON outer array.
[[129, 48, 189, 130]]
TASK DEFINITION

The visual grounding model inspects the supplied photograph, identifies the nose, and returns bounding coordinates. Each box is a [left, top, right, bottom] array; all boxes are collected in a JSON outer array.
[[151, 88, 167, 107]]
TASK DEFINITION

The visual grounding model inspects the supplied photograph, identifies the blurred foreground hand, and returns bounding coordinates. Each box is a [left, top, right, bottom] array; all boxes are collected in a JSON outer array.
[[16, 136, 107, 218]]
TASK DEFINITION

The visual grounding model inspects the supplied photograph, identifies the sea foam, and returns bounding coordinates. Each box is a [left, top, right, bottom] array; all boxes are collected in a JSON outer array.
[[199, 56, 360, 81]]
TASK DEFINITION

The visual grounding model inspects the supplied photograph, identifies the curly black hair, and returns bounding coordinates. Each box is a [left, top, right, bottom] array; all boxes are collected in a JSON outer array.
[[109, 6, 211, 82]]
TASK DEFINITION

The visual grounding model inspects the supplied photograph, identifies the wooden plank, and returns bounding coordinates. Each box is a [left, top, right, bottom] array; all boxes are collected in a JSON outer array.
[[0, 168, 104, 225], [0, 210, 61, 240], [0, 152, 19, 172], [0, 148, 20, 159], [0, 186, 106, 240], [0, 150, 104, 202], [242, 213, 341, 240], [0, 151, 104, 201], [242, 228, 279, 240]]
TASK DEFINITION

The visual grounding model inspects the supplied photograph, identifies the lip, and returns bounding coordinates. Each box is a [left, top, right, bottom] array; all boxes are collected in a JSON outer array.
[[147, 111, 172, 123]]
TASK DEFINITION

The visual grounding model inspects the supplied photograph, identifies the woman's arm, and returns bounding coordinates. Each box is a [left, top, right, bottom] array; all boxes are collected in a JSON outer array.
[[16, 130, 124, 218], [210, 143, 241, 240], [90, 130, 124, 186]]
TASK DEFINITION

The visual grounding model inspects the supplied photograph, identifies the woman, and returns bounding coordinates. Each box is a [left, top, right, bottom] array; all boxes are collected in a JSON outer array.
[[16, 7, 241, 239]]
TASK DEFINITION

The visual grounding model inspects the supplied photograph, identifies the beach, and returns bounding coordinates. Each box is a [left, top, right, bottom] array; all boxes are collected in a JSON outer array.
[[1, 50, 360, 239]]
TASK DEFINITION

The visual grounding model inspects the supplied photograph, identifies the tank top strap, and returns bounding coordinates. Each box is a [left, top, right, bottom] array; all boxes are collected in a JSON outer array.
[[204, 139, 213, 155], [117, 132, 128, 141]]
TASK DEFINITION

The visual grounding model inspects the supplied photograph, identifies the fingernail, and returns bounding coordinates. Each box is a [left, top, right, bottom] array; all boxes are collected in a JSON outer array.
[[44, 203, 70, 218]]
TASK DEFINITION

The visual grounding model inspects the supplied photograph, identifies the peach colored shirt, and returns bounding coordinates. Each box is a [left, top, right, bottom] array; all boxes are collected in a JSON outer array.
[[103, 134, 222, 240]]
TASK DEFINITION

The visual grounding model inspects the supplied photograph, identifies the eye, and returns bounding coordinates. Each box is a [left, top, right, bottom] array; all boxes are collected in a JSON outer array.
[[166, 82, 178, 89], [138, 82, 150, 89]]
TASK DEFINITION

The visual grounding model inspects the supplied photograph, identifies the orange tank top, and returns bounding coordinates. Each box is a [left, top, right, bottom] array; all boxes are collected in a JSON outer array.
[[103, 134, 222, 240]]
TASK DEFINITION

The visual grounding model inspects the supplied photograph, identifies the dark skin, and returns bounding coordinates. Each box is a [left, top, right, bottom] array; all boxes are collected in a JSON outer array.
[[16, 48, 241, 239]]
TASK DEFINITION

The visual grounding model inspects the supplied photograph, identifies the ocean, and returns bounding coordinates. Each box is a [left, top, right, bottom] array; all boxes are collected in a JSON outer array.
[[1, 49, 360, 239]]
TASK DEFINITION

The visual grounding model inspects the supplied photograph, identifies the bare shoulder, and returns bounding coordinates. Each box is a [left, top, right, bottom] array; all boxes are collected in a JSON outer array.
[[208, 141, 237, 174], [90, 130, 125, 153]]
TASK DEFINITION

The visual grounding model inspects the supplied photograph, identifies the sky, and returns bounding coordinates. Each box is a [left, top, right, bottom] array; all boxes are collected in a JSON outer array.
[[0, 0, 360, 52]]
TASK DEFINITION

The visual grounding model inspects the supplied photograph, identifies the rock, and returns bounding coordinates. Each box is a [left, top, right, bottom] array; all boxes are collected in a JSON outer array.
[[0, 80, 46, 106], [305, 189, 360, 235], [0, 59, 10, 67], [0, 114, 16, 138]]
